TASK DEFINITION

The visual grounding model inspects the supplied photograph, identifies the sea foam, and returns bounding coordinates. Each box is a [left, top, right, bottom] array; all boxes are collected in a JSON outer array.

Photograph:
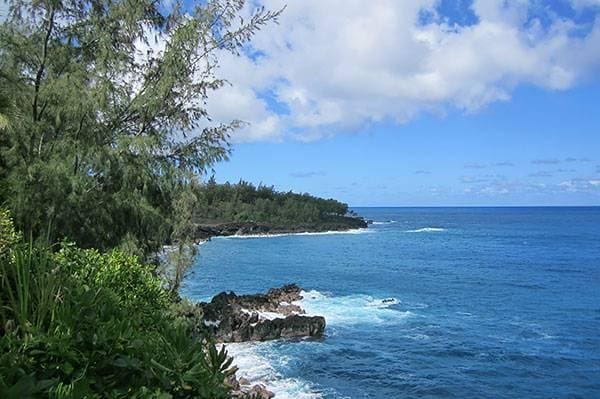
[[296, 290, 412, 326], [224, 342, 323, 399], [404, 227, 446, 233], [371, 220, 396, 225], [219, 228, 372, 239]]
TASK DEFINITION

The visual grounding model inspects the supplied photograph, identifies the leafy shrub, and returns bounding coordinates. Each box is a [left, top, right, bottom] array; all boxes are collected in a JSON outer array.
[[0, 208, 19, 256], [0, 230, 234, 398], [54, 245, 170, 324]]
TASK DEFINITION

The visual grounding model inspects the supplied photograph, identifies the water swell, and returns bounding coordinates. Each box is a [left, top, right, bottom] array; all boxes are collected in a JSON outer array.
[[227, 290, 413, 398]]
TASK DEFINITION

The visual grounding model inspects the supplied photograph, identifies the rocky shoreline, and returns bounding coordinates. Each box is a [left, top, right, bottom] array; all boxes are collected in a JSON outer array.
[[193, 284, 325, 398], [192, 217, 368, 240], [199, 284, 325, 343]]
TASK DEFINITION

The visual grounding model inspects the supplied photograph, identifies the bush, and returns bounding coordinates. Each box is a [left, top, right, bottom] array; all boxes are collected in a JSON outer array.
[[0, 230, 234, 398], [0, 208, 19, 256], [54, 245, 170, 325]]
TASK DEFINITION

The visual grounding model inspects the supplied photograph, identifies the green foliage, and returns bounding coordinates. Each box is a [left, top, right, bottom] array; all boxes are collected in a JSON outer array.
[[0, 1, 289, 396], [167, 187, 201, 295], [0, 208, 20, 255], [194, 179, 352, 226], [54, 245, 170, 323], [0, 90, 13, 131], [0, 236, 235, 398], [0, 244, 61, 334], [0, 0, 281, 256]]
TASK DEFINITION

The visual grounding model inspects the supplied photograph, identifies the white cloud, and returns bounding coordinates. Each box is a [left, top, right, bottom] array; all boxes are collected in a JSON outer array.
[[559, 178, 600, 192], [0, 1, 9, 22], [570, 0, 600, 10], [203, 0, 600, 142]]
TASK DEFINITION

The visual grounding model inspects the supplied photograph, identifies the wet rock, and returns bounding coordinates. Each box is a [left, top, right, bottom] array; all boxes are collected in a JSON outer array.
[[239, 377, 251, 386], [199, 284, 326, 343], [192, 217, 368, 240], [247, 384, 275, 399], [231, 383, 275, 399]]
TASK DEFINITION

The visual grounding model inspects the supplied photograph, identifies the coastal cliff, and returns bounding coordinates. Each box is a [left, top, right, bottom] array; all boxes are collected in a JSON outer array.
[[193, 216, 368, 240]]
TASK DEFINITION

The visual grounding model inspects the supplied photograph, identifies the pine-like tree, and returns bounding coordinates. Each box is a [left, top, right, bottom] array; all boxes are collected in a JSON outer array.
[[0, 0, 281, 254]]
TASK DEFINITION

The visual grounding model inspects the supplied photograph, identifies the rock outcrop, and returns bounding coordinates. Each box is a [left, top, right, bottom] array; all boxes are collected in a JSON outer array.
[[199, 284, 326, 343], [193, 216, 368, 240], [231, 382, 275, 399], [198, 285, 326, 398]]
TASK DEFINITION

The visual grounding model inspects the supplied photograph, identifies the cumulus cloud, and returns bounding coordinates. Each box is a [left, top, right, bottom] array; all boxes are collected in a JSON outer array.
[[414, 170, 431, 174], [494, 161, 515, 167], [204, 0, 600, 142]]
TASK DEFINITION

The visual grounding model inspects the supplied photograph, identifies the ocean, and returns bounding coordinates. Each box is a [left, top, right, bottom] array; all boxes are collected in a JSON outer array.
[[181, 207, 600, 398]]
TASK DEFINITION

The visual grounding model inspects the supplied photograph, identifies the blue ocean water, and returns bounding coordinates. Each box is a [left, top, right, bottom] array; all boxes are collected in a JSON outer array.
[[181, 207, 600, 398]]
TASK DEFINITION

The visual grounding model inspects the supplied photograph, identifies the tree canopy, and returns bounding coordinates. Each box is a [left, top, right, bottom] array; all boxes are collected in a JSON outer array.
[[0, 0, 281, 255], [193, 179, 351, 226]]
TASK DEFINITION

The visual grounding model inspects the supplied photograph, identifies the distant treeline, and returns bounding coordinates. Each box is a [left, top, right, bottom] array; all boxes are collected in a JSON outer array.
[[194, 178, 355, 226]]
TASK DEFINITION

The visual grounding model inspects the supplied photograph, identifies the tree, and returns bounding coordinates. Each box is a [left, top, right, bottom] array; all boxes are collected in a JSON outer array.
[[0, 91, 11, 131], [167, 185, 198, 295], [191, 179, 356, 226], [0, 0, 281, 254]]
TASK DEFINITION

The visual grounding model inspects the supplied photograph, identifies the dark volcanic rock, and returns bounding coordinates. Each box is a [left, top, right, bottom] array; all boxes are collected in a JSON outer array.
[[250, 314, 326, 341], [193, 216, 368, 240], [200, 284, 326, 343], [231, 383, 275, 399], [194, 222, 272, 240]]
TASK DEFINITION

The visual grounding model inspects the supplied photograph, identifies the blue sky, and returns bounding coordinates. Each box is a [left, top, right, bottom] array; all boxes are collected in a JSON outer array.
[[2, 1, 598, 206], [213, 83, 599, 206], [203, 1, 600, 206]]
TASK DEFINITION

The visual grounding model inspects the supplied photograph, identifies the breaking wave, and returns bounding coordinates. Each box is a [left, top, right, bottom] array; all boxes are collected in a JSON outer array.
[[220, 228, 372, 239], [371, 220, 396, 225], [296, 290, 412, 326], [404, 227, 446, 233], [224, 342, 323, 399]]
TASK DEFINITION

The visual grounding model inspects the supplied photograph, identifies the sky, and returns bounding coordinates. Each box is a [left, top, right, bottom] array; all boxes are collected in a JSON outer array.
[[0, 2, 7, 20], [3, 0, 599, 206], [201, 0, 600, 206]]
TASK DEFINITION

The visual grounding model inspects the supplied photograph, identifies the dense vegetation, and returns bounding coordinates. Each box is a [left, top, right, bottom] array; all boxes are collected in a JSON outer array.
[[0, 210, 235, 398], [0, 0, 280, 257], [0, 0, 361, 395], [194, 178, 356, 226], [0, 0, 283, 397]]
